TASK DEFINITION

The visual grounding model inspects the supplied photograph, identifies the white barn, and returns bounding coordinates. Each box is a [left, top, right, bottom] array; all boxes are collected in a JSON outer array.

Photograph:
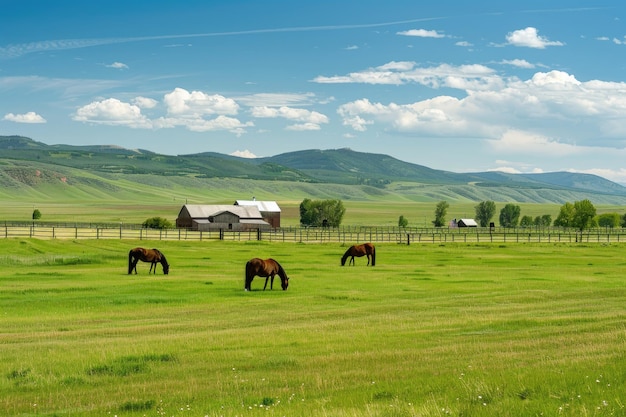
[[234, 199, 281, 228]]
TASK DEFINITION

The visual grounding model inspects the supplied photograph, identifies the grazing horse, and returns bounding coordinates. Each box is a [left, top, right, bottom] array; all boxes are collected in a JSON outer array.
[[245, 258, 289, 291], [341, 243, 376, 266], [128, 247, 170, 275]]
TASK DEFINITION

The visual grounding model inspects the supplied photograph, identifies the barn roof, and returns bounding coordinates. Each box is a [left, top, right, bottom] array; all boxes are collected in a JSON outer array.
[[457, 218, 478, 227], [181, 204, 263, 219], [234, 200, 281, 212]]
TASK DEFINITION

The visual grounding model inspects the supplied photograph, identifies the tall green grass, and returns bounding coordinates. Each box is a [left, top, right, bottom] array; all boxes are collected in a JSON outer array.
[[1, 239, 625, 416]]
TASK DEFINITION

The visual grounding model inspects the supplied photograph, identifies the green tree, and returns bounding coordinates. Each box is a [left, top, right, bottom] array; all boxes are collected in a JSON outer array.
[[554, 202, 575, 227], [554, 200, 597, 231], [474, 201, 496, 227], [499, 203, 521, 228], [520, 215, 533, 227], [572, 199, 596, 231], [299, 198, 345, 227], [432, 201, 449, 227], [398, 215, 408, 228], [299, 198, 316, 226], [533, 214, 552, 227], [32, 209, 42, 220], [323, 199, 346, 227], [142, 217, 172, 229], [597, 213, 621, 228]]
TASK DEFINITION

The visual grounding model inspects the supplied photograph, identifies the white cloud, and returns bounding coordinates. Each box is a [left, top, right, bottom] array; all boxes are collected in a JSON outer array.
[[106, 62, 128, 69], [182, 115, 253, 133], [314, 62, 500, 89], [236, 92, 316, 107], [501, 59, 535, 69], [73, 98, 151, 128], [506, 27, 564, 49], [455, 41, 473, 47], [397, 29, 445, 38], [132, 96, 158, 109], [3, 111, 46, 123], [251, 106, 329, 130], [286, 123, 322, 131], [230, 149, 258, 158], [487, 129, 581, 156], [333, 63, 626, 150], [580, 167, 626, 184], [164, 87, 239, 116], [72, 88, 256, 134]]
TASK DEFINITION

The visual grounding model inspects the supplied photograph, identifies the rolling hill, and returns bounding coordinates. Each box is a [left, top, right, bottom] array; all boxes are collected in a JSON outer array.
[[1, 135, 626, 204]]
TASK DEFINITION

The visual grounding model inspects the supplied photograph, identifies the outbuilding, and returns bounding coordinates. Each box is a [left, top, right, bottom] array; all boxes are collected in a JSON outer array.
[[234, 199, 281, 228], [457, 218, 478, 227]]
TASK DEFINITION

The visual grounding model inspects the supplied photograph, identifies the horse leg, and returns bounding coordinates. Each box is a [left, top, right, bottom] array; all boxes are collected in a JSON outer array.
[[367, 255, 370, 266], [263, 276, 269, 290], [350, 256, 355, 266], [131, 258, 138, 274]]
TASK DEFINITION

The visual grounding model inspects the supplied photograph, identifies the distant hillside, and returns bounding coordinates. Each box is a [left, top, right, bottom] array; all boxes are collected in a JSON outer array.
[[2, 135, 626, 204]]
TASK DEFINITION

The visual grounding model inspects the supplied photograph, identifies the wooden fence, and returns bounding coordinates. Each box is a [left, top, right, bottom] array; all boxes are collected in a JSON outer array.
[[3, 224, 626, 244]]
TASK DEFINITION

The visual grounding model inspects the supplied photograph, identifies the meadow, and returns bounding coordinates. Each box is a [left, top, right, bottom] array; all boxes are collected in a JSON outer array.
[[1, 238, 625, 417]]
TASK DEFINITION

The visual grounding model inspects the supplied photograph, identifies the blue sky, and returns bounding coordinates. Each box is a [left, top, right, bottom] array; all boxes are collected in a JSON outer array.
[[3, 1, 626, 183]]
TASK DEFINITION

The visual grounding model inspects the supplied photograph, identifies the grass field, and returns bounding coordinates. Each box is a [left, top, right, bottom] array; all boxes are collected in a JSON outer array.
[[0, 199, 583, 228], [1, 239, 625, 416]]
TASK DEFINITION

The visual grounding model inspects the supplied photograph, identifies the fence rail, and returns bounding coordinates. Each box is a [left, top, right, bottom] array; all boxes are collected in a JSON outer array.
[[4, 224, 626, 244]]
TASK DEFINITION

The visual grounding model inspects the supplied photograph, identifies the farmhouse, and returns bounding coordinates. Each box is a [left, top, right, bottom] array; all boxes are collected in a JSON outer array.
[[176, 204, 271, 231], [234, 199, 281, 228]]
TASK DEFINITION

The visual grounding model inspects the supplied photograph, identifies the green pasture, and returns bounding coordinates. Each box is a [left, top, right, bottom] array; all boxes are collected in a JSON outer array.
[[1, 239, 625, 416], [0, 199, 583, 227]]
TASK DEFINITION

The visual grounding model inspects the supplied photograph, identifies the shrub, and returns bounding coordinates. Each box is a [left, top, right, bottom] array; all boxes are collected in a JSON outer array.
[[142, 217, 172, 229]]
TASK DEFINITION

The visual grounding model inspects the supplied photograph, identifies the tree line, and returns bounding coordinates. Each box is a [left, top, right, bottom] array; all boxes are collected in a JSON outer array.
[[297, 198, 618, 232], [423, 199, 623, 231]]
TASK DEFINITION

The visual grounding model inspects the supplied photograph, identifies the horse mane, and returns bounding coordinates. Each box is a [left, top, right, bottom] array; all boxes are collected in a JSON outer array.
[[274, 259, 286, 278], [157, 250, 168, 265]]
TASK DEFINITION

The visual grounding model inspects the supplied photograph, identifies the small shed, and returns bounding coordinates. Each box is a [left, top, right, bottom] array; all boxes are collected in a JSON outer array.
[[234, 199, 281, 228], [457, 218, 478, 227], [176, 204, 270, 231]]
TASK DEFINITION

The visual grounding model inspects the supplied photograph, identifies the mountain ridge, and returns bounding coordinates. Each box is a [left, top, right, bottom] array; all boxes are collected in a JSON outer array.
[[1, 135, 625, 204]]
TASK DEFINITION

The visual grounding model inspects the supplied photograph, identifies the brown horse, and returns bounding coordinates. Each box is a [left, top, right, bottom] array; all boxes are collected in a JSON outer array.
[[245, 258, 289, 291], [128, 247, 170, 275], [341, 243, 376, 266]]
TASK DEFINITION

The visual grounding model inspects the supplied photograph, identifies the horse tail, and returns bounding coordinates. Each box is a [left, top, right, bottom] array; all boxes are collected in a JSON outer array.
[[370, 245, 376, 266]]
